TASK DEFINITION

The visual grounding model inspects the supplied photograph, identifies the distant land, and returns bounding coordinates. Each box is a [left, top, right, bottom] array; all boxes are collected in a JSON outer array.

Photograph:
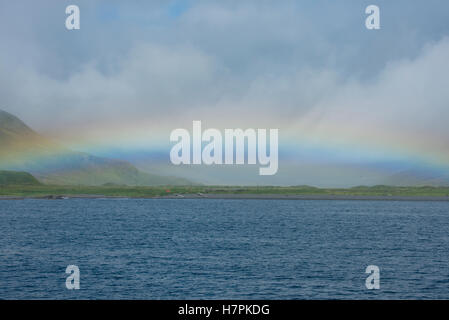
[[0, 109, 192, 186], [1, 181, 449, 201], [1, 169, 448, 200]]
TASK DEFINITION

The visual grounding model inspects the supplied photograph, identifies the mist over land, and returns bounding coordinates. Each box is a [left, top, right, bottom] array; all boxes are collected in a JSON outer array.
[[1, 109, 448, 188], [0, 110, 191, 186]]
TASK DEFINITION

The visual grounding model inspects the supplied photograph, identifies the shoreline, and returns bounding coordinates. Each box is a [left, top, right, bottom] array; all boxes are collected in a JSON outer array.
[[1, 193, 449, 201]]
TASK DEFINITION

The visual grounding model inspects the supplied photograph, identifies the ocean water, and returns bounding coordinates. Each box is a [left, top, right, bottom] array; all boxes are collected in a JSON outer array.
[[0, 199, 448, 299]]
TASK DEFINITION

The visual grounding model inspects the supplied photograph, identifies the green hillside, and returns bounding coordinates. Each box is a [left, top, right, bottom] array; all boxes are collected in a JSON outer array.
[[0, 170, 41, 186]]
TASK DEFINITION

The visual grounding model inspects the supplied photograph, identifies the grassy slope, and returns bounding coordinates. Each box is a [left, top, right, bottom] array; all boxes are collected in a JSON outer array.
[[1, 184, 449, 197], [0, 170, 41, 186]]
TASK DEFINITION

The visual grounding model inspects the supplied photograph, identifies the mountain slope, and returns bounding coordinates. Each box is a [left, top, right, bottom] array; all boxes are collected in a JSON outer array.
[[0, 109, 192, 186], [0, 170, 41, 186]]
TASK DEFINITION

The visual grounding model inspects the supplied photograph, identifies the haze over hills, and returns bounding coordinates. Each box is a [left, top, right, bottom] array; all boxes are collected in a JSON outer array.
[[0, 109, 192, 186], [1, 109, 448, 187], [381, 168, 449, 187]]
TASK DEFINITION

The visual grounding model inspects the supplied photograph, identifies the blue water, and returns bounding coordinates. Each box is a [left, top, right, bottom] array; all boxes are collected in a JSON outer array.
[[0, 199, 448, 299]]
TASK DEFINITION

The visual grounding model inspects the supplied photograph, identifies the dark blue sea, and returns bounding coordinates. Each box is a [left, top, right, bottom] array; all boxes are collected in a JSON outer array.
[[1, 199, 448, 299]]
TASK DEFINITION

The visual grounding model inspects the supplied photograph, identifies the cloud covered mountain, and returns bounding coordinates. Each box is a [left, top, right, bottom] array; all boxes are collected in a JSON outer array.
[[0, 109, 192, 186]]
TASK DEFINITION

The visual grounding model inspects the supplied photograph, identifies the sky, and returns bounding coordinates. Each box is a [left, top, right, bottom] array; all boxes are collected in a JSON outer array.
[[0, 0, 448, 186]]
